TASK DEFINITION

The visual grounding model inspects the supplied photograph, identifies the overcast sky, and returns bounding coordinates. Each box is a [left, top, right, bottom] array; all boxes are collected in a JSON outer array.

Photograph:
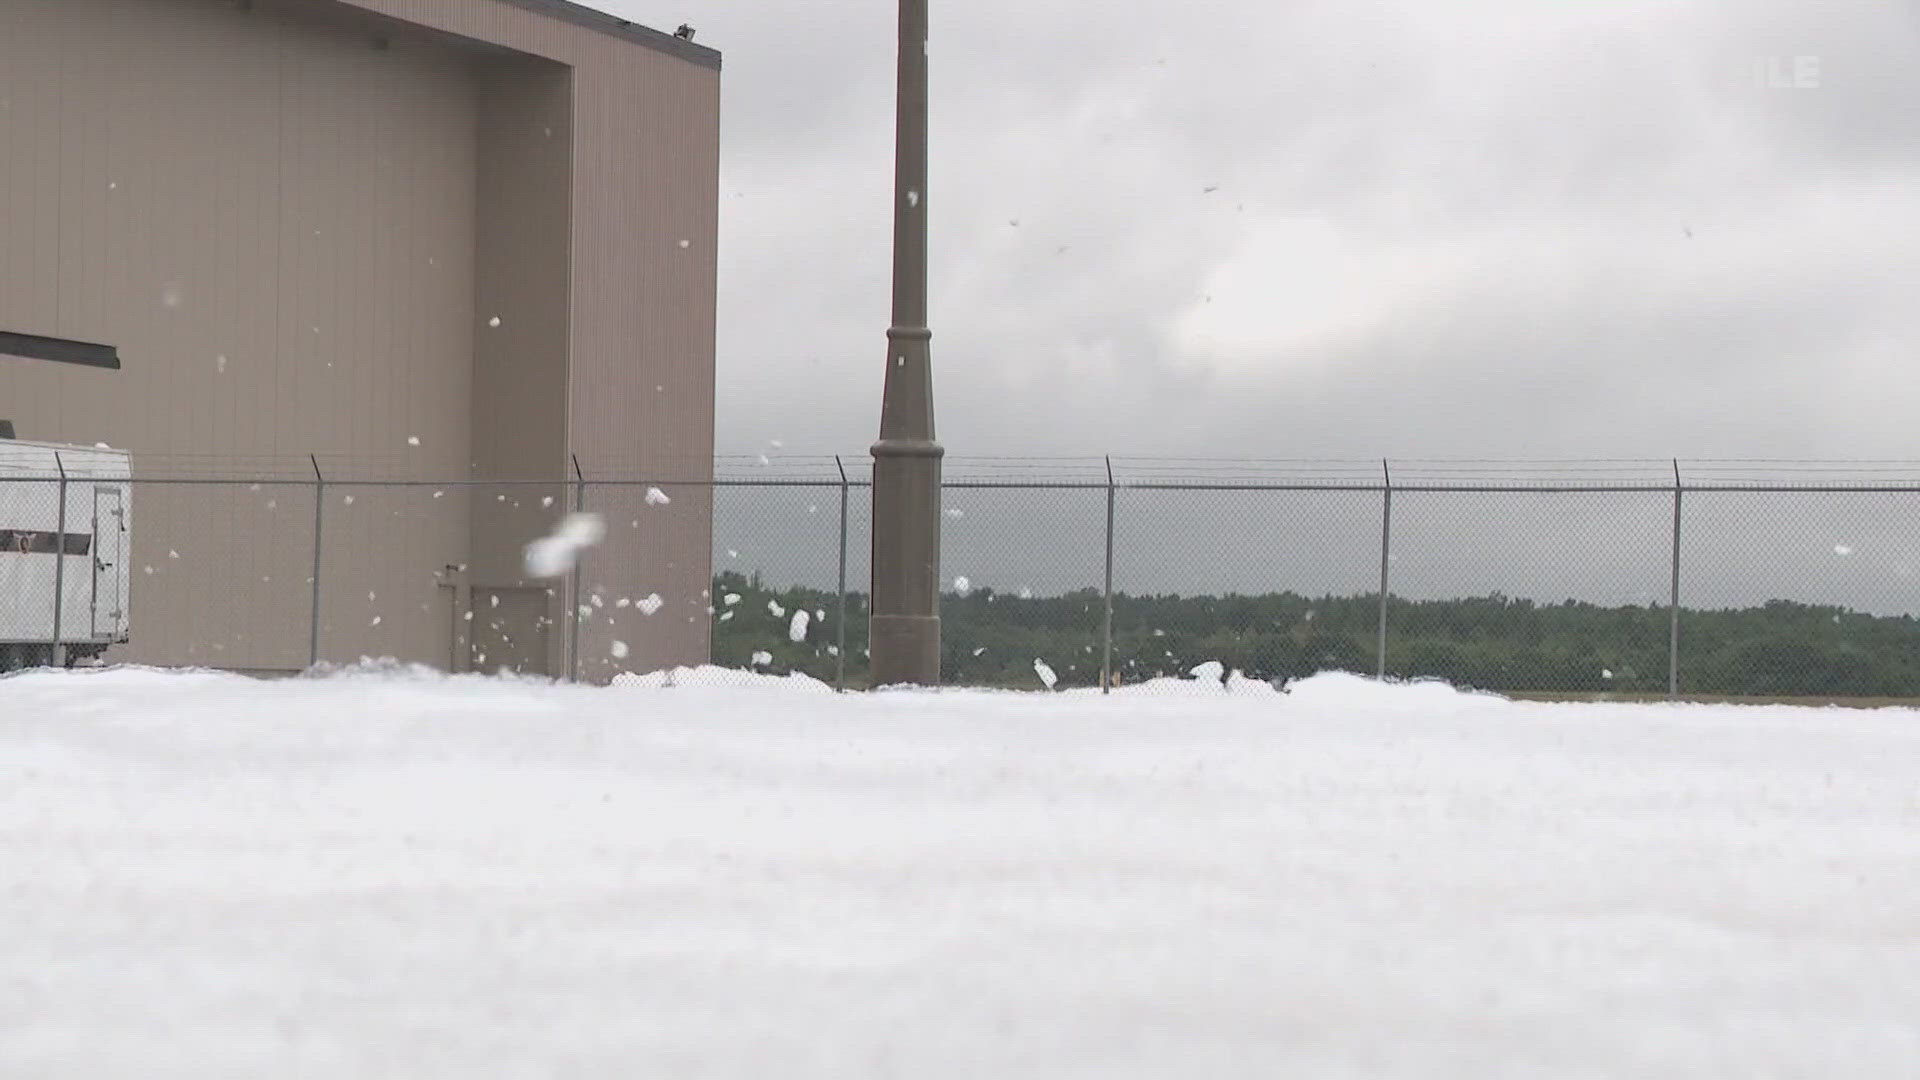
[[592, 0, 1917, 462]]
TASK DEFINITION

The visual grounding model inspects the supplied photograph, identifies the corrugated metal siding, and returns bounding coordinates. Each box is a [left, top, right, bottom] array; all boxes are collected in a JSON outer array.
[[567, 31, 720, 674], [469, 58, 574, 675], [341, 0, 721, 676], [0, 0, 480, 669], [0, 0, 719, 677]]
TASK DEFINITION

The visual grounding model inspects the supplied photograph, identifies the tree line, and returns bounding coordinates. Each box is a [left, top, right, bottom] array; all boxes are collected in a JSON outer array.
[[711, 570, 1920, 697]]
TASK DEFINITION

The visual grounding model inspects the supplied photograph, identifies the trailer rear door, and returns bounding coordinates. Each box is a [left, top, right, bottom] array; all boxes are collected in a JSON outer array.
[[92, 488, 125, 639]]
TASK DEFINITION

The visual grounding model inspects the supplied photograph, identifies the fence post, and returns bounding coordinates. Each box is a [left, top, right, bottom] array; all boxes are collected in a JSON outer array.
[[1376, 459, 1392, 680], [836, 455, 850, 692], [1103, 455, 1116, 694], [51, 452, 68, 669], [1669, 458, 1682, 700], [569, 454, 585, 684], [308, 454, 324, 669]]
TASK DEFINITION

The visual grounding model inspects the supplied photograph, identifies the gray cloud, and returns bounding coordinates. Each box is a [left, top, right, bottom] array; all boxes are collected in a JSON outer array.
[[597, 0, 1918, 460]]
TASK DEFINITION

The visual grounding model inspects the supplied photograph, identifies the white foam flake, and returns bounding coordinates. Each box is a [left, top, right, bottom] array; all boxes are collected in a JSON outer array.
[[646, 487, 671, 507], [767, 600, 786, 619], [788, 610, 811, 643], [487, 316, 502, 328], [522, 513, 606, 579], [407, 436, 420, 447], [724, 594, 742, 607], [637, 594, 664, 617], [610, 641, 630, 660], [953, 576, 972, 597], [750, 650, 773, 667], [1834, 545, 1854, 557], [1033, 658, 1059, 690]]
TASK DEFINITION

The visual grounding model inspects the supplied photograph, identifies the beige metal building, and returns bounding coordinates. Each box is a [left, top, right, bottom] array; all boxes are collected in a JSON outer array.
[[0, 0, 720, 679]]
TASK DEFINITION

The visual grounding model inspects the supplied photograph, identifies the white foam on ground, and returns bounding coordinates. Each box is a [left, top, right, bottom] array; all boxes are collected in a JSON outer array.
[[2, 666, 1916, 1077]]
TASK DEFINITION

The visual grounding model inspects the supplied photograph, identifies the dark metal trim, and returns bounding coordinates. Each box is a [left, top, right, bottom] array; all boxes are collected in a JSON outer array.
[[0, 331, 121, 370], [493, 0, 721, 69]]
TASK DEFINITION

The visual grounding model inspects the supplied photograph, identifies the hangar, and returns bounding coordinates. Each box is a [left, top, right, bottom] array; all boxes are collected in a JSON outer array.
[[0, 0, 721, 678]]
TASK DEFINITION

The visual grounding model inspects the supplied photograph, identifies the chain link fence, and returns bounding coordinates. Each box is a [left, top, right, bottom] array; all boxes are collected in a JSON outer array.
[[8, 454, 1920, 701]]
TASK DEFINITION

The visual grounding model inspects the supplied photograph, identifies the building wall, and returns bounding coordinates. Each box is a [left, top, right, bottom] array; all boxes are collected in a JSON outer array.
[[0, 0, 719, 678], [0, 0, 482, 670], [336, 0, 721, 677], [466, 56, 573, 675], [0, 0, 480, 463]]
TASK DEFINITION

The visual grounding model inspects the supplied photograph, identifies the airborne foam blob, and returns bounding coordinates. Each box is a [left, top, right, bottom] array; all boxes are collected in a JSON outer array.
[[523, 514, 606, 579]]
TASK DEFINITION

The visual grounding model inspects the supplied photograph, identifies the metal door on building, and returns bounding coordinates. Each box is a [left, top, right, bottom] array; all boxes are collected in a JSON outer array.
[[469, 587, 552, 677], [91, 488, 125, 639]]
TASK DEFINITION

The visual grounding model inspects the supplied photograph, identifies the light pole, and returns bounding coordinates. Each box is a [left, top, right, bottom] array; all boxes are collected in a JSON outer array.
[[870, 0, 943, 687]]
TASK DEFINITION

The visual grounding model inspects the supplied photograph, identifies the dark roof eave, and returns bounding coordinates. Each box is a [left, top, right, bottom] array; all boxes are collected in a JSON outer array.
[[498, 0, 721, 70]]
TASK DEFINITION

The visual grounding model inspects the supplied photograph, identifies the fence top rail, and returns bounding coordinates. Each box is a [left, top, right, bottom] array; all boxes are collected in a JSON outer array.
[[14, 455, 1920, 490], [0, 477, 1909, 495]]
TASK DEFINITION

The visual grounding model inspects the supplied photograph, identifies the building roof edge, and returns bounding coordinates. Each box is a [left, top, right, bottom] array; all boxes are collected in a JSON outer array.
[[497, 0, 721, 69]]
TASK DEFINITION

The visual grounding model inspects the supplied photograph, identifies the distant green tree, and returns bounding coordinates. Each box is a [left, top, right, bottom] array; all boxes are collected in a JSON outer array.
[[706, 574, 1920, 697]]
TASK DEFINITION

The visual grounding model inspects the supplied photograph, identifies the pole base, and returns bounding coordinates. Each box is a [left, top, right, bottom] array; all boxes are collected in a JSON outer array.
[[869, 613, 941, 688]]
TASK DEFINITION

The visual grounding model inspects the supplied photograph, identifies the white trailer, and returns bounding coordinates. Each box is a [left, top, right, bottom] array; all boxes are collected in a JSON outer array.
[[0, 440, 132, 671]]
